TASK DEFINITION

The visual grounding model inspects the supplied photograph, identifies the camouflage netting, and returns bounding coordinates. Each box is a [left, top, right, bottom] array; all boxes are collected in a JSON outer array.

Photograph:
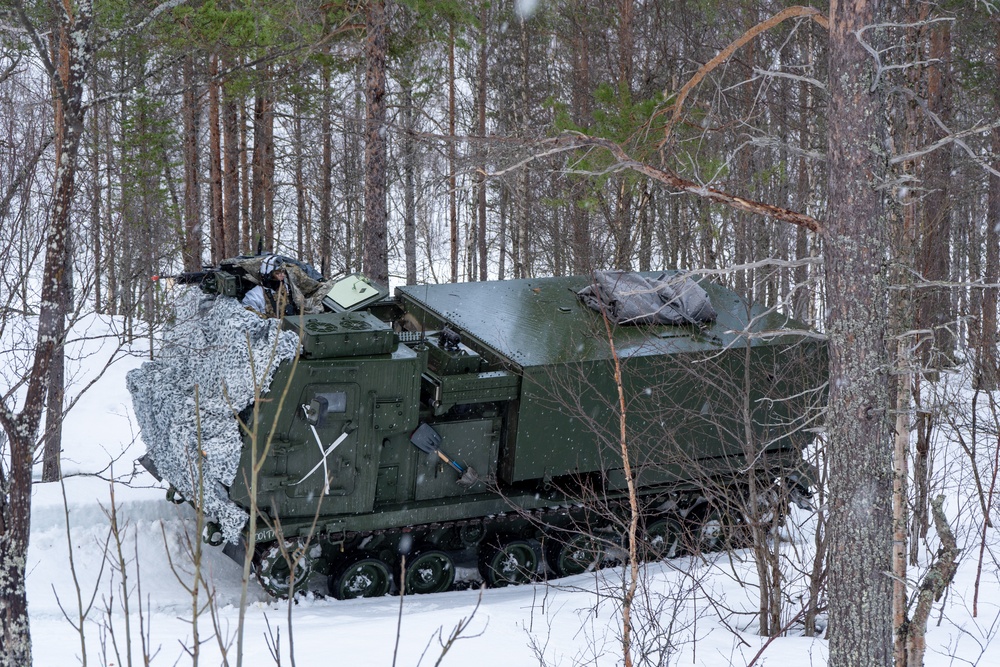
[[127, 288, 299, 543]]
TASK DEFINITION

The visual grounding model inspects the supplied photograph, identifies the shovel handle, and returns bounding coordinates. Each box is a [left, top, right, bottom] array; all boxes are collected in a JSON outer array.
[[436, 450, 465, 473]]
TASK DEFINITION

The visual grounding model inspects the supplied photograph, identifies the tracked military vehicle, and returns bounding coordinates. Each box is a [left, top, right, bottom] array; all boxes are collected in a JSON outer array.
[[129, 256, 827, 599]]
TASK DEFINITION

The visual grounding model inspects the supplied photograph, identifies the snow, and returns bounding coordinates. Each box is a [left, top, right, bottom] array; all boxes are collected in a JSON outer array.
[[515, 0, 540, 19], [15, 312, 1000, 666]]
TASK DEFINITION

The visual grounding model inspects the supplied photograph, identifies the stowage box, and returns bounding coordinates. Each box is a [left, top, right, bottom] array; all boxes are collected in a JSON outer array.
[[289, 311, 396, 359]]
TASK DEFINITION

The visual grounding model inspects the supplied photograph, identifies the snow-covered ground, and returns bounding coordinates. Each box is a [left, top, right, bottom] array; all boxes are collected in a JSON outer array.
[[18, 313, 1000, 666]]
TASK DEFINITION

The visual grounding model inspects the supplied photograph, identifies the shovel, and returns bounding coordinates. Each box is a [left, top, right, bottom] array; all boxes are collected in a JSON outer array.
[[410, 423, 479, 486]]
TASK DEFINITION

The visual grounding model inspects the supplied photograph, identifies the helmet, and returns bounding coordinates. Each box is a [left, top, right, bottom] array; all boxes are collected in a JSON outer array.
[[260, 255, 280, 277]]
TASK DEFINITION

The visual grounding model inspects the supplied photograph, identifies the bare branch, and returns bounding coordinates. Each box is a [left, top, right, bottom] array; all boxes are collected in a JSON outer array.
[[562, 134, 825, 233], [853, 18, 956, 92], [9, 0, 59, 85], [659, 5, 829, 144], [0, 51, 22, 84], [888, 86, 1000, 177], [751, 67, 827, 92], [0, 133, 52, 227]]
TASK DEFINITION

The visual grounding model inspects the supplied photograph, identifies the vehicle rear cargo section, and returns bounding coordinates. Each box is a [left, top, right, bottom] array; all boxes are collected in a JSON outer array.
[[395, 275, 826, 490]]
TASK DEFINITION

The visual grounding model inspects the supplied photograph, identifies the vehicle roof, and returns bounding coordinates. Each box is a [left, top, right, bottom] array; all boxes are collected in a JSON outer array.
[[396, 272, 818, 370]]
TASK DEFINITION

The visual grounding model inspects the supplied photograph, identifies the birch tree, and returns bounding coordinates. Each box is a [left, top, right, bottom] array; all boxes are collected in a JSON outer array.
[[0, 1, 185, 662], [1, 2, 93, 660]]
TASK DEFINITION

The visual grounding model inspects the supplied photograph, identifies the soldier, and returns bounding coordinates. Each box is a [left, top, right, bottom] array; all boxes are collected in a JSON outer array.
[[242, 255, 298, 317]]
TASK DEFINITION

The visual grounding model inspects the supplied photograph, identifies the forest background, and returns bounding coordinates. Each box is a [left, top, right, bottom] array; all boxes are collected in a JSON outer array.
[[3, 0, 1000, 666]]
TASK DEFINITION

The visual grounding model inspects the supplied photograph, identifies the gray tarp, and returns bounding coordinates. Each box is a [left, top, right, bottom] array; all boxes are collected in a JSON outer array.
[[578, 271, 718, 325]]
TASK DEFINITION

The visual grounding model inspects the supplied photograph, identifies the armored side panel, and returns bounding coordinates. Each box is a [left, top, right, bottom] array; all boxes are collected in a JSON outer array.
[[421, 369, 520, 415], [228, 316, 422, 524]]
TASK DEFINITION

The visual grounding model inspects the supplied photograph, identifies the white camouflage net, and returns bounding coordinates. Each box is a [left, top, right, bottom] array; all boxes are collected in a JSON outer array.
[[127, 288, 299, 543]]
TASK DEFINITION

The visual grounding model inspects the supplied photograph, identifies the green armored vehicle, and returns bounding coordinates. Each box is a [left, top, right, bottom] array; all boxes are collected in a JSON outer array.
[[129, 257, 827, 599]]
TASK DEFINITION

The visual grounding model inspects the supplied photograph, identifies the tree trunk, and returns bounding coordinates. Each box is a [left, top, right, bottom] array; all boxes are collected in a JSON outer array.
[[319, 60, 333, 275], [293, 92, 306, 259], [498, 184, 508, 279], [638, 187, 652, 271], [825, 3, 894, 667], [40, 8, 75, 483], [222, 70, 240, 259], [91, 67, 104, 308], [984, 128, 1000, 388], [402, 79, 417, 285], [569, 2, 591, 275], [979, 19, 1000, 390], [917, 20, 955, 370], [239, 101, 250, 253], [343, 86, 359, 274], [516, 12, 531, 279], [251, 92, 265, 249], [182, 54, 202, 272], [613, 0, 635, 272], [477, 0, 489, 281], [3, 0, 91, 661], [612, 180, 633, 271], [103, 104, 117, 316], [363, 0, 389, 285], [263, 79, 275, 251], [448, 21, 458, 283], [208, 54, 224, 264], [618, 0, 632, 86], [892, 341, 911, 666], [793, 64, 812, 323], [910, 405, 932, 565], [251, 64, 274, 251], [40, 324, 66, 482]]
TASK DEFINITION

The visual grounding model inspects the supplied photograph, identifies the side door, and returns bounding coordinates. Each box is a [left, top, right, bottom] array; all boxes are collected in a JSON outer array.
[[283, 383, 364, 508]]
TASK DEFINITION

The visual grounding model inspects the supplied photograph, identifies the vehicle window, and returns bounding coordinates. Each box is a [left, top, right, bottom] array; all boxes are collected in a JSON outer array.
[[316, 391, 348, 414]]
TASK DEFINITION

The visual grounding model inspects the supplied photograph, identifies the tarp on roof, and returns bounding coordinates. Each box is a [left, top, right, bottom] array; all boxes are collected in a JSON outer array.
[[577, 271, 718, 325]]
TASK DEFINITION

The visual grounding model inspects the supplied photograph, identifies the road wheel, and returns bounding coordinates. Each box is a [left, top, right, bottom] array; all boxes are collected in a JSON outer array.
[[402, 550, 455, 595], [329, 557, 392, 600], [545, 533, 605, 577], [478, 539, 537, 587], [255, 540, 312, 598], [642, 517, 683, 561], [684, 506, 730, 555]]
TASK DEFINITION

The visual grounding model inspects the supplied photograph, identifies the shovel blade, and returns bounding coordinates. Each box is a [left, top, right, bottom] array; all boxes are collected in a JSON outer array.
[[409, 423, 443, 455]]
